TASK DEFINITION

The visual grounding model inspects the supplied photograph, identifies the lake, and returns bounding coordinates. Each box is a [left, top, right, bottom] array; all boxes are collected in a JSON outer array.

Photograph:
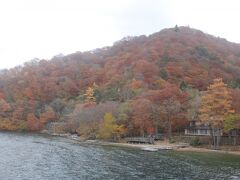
[[0, 132, 239, 180]]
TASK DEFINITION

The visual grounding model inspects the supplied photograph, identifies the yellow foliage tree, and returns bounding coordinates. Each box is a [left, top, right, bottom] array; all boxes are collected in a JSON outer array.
[[84, 85, 96, 104], [98, 113, 125, 141], [224, 114, 240, 145], [199, 78, 234, 149]]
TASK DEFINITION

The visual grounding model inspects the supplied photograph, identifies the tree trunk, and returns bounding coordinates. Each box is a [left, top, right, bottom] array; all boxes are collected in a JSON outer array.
[[233, 130, 237, 146], [216, 128, 221, 150], [210, 127, 214, 146], [228, 134, 231, 145], [168, 119, 172, 141], [212, 127, 217, 150], [237, 135, 239, 146], [155, 126, 158, 138], [141, 125, 144, 137]]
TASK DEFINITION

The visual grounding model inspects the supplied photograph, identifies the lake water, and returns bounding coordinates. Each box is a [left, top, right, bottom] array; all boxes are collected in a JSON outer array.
[[0, 132, 239, 180]]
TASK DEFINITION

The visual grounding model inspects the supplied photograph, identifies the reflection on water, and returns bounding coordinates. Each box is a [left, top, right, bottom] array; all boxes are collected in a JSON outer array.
[[0, 132, 239, 180]]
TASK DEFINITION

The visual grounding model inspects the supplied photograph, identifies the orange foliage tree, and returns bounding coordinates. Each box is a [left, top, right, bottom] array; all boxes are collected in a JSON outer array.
[[199, 78, 234, 149]]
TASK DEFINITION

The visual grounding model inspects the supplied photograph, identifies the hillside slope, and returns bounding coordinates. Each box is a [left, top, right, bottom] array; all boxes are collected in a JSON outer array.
[[0, 26, 240, 135]]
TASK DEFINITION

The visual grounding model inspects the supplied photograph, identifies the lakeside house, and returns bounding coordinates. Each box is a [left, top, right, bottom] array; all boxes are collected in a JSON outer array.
[[185, 120, 240, 137], [185, 121, 212, 136]]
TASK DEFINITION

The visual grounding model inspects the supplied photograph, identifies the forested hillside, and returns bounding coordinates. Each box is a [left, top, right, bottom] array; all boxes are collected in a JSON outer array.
[[1, 26, 240, 139]]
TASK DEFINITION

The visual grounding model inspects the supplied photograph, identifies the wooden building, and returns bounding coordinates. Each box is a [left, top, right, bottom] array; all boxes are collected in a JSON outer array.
[[185, 121, 212, 136]]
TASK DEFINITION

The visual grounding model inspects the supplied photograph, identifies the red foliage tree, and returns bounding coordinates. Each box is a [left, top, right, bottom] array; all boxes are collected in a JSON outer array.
[[27, 113, 41, 131], [143, 83, 188, 139], [131, 98, 155, 136]]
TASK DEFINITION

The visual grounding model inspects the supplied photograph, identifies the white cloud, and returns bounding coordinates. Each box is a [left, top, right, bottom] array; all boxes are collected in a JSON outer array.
[[0, 0, 239, 69]]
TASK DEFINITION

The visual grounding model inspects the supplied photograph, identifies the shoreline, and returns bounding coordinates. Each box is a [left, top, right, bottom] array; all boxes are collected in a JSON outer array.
[[105, 142, 240, 155], [76, 138, 240, 155], [175, 146, 240, 155], [114, 143, 240, 155], [3, 131, 240, 156]]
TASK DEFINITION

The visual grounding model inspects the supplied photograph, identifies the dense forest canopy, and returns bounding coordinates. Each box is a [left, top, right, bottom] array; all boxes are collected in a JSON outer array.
[[0, 26, 240, 139]]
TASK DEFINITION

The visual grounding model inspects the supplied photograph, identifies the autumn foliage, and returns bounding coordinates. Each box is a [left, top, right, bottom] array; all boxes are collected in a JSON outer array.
[[199, 78, 234, 128], [199, 78, 234, 149], [0, 26, 239, 141]]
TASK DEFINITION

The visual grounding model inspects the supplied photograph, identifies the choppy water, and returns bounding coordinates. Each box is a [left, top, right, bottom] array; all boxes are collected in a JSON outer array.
[[0, 132, 239, 180]]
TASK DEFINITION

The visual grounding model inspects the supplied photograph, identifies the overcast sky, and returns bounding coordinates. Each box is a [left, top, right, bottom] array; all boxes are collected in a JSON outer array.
[[0, 0, 239, 69]]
